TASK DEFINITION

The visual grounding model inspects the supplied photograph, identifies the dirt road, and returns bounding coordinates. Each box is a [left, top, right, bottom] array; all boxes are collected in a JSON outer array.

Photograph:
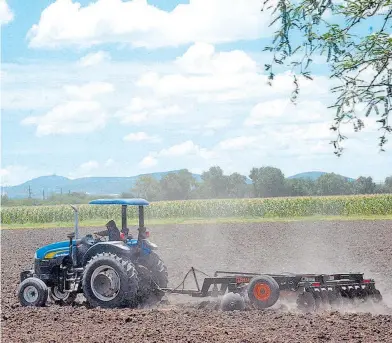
[[2, 220, 392, 342]]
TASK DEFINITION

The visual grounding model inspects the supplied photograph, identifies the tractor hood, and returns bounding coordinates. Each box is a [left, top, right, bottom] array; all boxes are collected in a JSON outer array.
[[35, 240, 71, 260]]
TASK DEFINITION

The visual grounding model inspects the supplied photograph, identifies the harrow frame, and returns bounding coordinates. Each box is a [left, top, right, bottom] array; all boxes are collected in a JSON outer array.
[[161, 267, 382, 311]]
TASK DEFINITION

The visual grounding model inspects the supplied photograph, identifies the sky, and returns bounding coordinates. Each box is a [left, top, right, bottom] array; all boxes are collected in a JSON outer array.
[[1, 0, 391, 186]]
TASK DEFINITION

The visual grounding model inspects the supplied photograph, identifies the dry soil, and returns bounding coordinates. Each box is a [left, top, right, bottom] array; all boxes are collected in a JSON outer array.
[[2, 220, 392, 342]]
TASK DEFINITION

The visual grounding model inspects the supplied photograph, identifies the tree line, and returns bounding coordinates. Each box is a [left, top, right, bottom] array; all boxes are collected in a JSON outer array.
[[2, 166, 391, 206], [127, 166, 392, 201]]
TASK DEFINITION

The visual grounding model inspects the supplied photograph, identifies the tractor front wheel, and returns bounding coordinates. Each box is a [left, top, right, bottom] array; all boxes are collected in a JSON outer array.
[[18, 277, 48, 307], [82, 252, 139, 308]]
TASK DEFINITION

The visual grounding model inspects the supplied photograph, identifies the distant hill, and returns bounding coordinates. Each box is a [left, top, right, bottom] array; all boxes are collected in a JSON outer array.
[[1, 171, 203, 199], [2, 170, 355, 199], [288, 171, 355, 182]]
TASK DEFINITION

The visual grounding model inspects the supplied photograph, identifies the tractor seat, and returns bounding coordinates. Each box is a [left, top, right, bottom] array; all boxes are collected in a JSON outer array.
[[67, 232, 75, 239]]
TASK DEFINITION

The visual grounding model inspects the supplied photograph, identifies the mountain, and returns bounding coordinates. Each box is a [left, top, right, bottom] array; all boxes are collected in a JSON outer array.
[[288, 171, 355, 182], [1, 171, 203, 199], [2, 170, 355, 199]]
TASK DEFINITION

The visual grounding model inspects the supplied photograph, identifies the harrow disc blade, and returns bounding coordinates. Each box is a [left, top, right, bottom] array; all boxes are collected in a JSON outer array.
[[319, 290, 331, 310], [297, 292, 316, 312], [313, 291, 323, 310], [369, 289, 383, 303], [327, 290, 342, 309]]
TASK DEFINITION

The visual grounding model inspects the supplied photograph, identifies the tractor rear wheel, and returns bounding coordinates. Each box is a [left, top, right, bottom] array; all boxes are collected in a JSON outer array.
[[18, 277, 48, 307], [247, 275, 280, 309], [82, 252, 139, 308], [136, 251, 169, 306]]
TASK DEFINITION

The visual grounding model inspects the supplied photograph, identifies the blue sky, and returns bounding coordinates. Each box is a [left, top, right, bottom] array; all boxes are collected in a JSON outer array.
[[1, 0, 391, 186]]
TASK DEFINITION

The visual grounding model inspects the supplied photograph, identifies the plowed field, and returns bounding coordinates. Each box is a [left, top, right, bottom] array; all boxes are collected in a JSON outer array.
[[2, 220, 392, 342]]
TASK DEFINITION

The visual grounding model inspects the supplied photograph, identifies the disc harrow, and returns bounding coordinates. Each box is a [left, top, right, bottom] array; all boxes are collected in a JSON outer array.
[[161, 268, 384, 312]]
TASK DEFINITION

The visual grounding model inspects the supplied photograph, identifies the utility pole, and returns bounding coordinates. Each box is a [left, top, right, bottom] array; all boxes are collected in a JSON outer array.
[[61, 188, 63, 195], [28, 185, 32, 199], [42, 189, 45, 200]]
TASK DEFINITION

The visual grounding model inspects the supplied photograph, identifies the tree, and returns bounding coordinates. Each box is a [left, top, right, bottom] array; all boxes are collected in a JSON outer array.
[[261, 1, 392, 155], [353, 176, 377, 194], [249, 166, 286, 197], [285, 178, 315, 196], [160, 169, 196, 200], [226, 172, 248, 198], [131, 176, 161, 201], [1, 194, 9, 205], [316, 173, 353, 195], [189, 181, 211, 199], [385, 175, 392, 192], [201, 166, 228, 198]]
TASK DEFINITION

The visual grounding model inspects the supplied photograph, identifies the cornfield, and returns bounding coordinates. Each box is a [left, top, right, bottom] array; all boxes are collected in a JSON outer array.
[[1, 194, 392, 225]]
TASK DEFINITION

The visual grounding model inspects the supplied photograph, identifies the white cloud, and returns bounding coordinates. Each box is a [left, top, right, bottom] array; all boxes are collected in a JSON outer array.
[[18, 81, 114, 136], [69, 160, 99, 178], [79, 160, 99, 172], [136, 44, 331, 104], [218, 136, 261, 151], [158, 140, 211, 158], [21, 101, 107, 136], [139, 140, 216, 169], [27, 0, 277, 49], [139, 155, 158, 168], [245, 99, 329, 127], [78, 51, 111, 67], [0, 0, 13, 26], [4, 38, 390, 181], [117, 97, 184, 124], [104, 158, 115, 167], [0, 165, 42, 186], [205, 118, 231, 130], [123, 132, 160, 142], [0, 60, 151, 111], [175, 42, 257, 75], [64, 81, 114, 100]]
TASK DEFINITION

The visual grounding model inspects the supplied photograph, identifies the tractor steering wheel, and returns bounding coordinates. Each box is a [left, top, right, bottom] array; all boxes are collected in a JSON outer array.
[[93, 234, 106, 243]]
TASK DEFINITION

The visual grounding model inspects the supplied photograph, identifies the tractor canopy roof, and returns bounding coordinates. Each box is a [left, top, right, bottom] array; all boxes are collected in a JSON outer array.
[[89, 198, 149, 206]]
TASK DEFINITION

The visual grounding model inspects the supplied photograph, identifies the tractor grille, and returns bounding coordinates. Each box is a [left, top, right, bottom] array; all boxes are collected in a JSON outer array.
[[34, 259, 51, 276]]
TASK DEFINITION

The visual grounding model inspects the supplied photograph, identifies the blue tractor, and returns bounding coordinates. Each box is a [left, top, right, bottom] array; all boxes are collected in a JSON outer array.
[[17, 199, 168, 309]]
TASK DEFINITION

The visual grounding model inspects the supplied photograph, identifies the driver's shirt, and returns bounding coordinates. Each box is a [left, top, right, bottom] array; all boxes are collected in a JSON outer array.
[[95, 227, 121, 241]]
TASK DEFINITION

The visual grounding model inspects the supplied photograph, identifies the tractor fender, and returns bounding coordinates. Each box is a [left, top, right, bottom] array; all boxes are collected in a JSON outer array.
[[82, 242, 132, 266]]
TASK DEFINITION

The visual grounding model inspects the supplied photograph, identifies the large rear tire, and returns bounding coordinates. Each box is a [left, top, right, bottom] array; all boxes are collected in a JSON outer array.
[[82, 252, 139, 308], [136, 252, 169, 306]]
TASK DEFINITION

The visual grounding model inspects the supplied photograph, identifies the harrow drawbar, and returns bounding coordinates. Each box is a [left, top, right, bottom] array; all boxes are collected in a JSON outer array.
[[161, 268, 384, 312]]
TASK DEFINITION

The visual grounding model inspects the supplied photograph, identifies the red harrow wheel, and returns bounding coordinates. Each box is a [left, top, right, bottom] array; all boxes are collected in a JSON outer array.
[[247, 275, 280, 309]]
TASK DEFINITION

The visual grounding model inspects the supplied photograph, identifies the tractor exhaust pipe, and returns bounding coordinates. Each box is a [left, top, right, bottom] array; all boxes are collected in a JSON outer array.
[[70, 205, 79, 240]]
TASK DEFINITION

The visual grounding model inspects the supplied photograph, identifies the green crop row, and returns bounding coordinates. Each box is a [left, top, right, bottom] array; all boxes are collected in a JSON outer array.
[[1, 194, 392, 225]]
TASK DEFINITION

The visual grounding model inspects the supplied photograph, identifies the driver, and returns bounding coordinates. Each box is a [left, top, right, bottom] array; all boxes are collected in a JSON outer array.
[[94, 220, 121, 241]]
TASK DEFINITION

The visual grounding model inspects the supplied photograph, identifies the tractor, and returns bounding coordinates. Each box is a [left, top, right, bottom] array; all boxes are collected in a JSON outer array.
[[17, 199, 168, 309], [17, 198, 384, 312]]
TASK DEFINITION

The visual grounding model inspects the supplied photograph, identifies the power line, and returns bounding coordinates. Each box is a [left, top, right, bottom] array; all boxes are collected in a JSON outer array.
[[28, 185, 32, 199]]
